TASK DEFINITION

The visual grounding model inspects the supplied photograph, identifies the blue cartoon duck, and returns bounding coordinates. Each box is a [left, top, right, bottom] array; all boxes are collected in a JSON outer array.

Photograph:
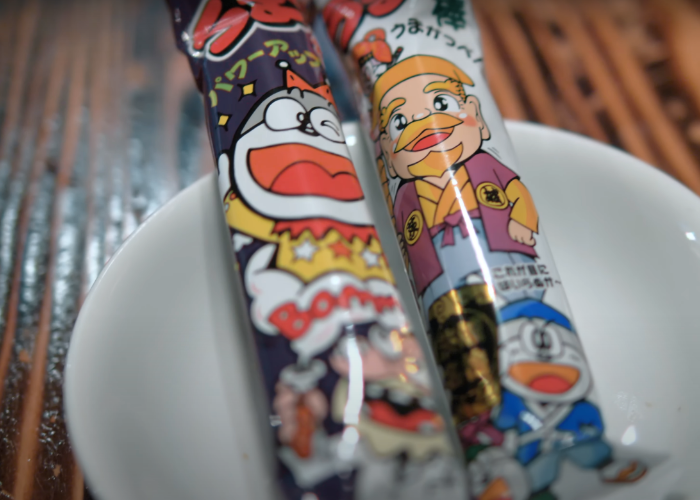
[[492, 299, 646, 497]]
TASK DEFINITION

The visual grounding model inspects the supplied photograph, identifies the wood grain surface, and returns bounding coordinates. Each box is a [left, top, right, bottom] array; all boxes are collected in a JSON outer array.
[[1, 0, 700, 498]]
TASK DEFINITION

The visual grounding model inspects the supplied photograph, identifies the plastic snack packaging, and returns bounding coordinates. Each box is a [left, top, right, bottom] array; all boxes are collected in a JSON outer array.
[[318, 1, 649, 498], [165, 1, 472, 499]]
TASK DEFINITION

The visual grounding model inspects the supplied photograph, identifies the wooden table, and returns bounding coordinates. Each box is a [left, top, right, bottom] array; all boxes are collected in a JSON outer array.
[[1, 0, 700, 498]]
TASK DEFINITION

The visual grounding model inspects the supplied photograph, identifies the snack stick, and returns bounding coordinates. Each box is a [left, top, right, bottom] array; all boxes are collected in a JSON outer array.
[[319, 1, 649, 498]]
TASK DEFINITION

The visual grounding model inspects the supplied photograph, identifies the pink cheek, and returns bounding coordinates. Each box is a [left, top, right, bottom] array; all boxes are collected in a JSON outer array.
[[462, 115, 478, 127]]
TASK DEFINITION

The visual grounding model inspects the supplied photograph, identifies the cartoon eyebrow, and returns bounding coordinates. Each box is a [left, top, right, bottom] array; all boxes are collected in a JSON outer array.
[[423, 79, 467, 103], [379, 97, 406, 132]]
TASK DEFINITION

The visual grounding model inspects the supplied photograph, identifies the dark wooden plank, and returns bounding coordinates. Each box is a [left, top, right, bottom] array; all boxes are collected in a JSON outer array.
[[585, 0, 700, 191], [0, 2, 70, 497]]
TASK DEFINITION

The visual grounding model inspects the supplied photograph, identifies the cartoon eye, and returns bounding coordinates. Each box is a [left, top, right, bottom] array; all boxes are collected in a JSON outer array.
[[519, 321, 564, 359], [264, 98, 306, 131], [433, 94, 460, 113], [309, 107, 345, 143], [389, 113, 408, 141]]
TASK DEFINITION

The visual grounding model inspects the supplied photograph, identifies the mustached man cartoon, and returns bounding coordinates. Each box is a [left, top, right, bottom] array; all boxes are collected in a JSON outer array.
[[372, 55, 542, 313], [487, 299, 646, 499]]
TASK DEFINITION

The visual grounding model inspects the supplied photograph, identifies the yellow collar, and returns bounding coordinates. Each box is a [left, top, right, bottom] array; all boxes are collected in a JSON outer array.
[[414, 167, 470, 227]]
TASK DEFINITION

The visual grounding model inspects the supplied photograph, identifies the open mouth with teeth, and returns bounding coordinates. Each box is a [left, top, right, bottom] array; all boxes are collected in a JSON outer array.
[[248, 143, 363, 201], [363, 382, 442, 434]]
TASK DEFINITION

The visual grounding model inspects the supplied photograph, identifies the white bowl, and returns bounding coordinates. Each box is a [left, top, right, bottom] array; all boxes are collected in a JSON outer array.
[[65, 122, 700, 500]]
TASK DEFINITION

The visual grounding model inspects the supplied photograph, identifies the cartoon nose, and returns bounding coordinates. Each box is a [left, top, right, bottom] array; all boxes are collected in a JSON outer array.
[[412, 108, 432, 121], [533, 329, 559, 358], [294, 111, 316, 135], [302, 119, 315, 134]]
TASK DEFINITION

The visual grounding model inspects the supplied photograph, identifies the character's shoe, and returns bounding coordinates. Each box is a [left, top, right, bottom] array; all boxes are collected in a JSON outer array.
[[600, 460, 647, 483]]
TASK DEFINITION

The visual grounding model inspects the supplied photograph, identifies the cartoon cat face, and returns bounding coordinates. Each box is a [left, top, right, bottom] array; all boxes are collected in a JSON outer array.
[[498, 317, 592, 404], [230, 82, 372, 226]]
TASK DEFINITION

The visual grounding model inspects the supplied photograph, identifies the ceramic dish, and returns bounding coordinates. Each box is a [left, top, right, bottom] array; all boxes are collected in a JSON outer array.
[[65, 121, 700, 500]]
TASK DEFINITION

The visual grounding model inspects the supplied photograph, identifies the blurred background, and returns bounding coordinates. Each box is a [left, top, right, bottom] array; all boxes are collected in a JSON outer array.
[[1, 0, 700, 498]]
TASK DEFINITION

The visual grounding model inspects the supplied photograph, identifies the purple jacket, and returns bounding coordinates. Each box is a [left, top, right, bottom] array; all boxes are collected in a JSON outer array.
[[394, 152, 538, 296]]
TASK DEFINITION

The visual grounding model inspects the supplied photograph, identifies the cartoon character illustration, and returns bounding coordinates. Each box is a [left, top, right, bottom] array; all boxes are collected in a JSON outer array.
[[371, 55, 542, 312], [489, 299, 646, 497], [244, 242, 409, 465], [178, 1, 557, 497], [223, 60, 393, 285], [224, 59, 460, 491], [352, 29, 402, 95], [274, 326, 467, 500], [244, 244, 407, 363], [224, 60, 411, 385]]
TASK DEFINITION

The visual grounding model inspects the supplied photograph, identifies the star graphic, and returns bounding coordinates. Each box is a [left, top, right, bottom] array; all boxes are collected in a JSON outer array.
[[293, 240, 318, 261], [218, 114, 230, 128], [239, 81, 257, 100], [361, 248, 381, 268], [329, 240, 353, 259]]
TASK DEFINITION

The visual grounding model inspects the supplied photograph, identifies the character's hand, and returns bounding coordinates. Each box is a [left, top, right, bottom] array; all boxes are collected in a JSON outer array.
[[273, 382, 328, 451], [508, 220, 536, 246]]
